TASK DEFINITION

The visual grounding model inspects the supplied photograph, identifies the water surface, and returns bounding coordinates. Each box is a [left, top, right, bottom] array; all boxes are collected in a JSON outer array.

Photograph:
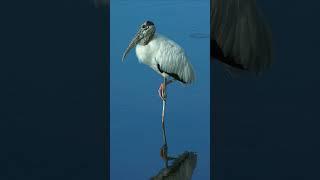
[[110, 0, 210, 179]]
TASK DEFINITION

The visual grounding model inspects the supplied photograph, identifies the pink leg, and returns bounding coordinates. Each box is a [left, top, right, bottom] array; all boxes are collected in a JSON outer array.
[[158, 83, 165, 100], [158, 79, 175, 100]]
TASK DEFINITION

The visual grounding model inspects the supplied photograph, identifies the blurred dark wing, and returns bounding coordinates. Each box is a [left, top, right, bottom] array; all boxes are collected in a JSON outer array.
[[93, 0, 109, 8], [211, 0, 273, 74]]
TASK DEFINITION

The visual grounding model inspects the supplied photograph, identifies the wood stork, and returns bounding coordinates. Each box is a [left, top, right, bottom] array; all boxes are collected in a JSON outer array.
[[122, 21, 195, 99], [122, 20, 195, 166], [211, 0, 273, 74]]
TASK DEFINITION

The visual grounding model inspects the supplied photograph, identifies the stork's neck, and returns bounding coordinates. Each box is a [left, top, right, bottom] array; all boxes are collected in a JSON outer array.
[[139, 33, 156, 46]]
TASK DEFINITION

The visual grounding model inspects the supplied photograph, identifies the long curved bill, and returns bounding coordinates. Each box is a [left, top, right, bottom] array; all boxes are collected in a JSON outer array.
[[122, 30, 143, 62]]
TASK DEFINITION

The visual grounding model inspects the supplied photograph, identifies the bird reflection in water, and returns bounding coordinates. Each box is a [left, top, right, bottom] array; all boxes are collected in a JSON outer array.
[[152, 151, 197, 180]]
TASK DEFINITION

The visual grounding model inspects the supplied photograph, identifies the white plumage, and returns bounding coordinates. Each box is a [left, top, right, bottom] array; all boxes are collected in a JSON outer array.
[[122, 20, 195, 101], [136, 34, 195, 84]]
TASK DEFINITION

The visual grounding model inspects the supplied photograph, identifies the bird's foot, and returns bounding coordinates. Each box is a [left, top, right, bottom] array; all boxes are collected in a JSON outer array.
[[160, 144, 175, 160], [160, 144, 168, 160], [160, 144, 176, 169], [158, 83, 167, 101]]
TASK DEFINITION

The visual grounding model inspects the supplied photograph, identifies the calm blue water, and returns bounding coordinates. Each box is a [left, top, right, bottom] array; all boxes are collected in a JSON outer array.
[[110, 0, 210, 179]]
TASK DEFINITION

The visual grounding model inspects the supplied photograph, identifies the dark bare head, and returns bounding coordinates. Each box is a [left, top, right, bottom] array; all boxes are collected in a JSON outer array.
[[122, 21, 156, 62]]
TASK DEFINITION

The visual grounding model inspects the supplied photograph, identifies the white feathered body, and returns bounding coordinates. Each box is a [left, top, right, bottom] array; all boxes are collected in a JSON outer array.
[[135, 34, 195, 84]]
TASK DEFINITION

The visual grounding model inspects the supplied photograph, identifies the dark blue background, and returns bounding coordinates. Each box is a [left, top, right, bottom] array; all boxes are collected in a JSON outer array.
[[0, 1, 108, 179], [212, 0, 320, 179]]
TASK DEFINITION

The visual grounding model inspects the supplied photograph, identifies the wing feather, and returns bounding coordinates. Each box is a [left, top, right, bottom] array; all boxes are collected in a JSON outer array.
[[150, 34, 195, 84], [211, 0, 273, 74]]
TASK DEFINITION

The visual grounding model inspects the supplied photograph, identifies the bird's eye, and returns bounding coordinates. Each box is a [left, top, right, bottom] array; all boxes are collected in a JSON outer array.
[[142, 25, 146, 28]]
